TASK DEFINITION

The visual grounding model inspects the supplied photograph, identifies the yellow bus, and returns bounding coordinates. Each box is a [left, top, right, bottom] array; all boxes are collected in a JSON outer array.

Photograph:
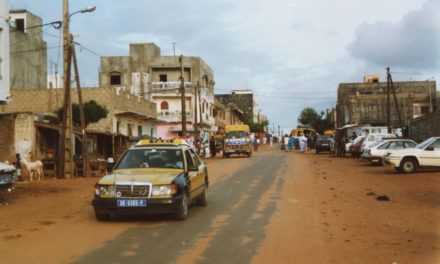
[[291, 128, 318, 138]]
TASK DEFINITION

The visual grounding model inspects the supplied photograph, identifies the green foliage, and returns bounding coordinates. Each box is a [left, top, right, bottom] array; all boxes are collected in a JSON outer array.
[[297, 107, 333, 134], [249, 120, 269, 133], [56, 100, 108, 126]]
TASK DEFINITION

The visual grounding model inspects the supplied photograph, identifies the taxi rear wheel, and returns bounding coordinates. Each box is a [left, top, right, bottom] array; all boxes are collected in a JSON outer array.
[[174, 191, 188, 220], [197, 182, 208, 206]]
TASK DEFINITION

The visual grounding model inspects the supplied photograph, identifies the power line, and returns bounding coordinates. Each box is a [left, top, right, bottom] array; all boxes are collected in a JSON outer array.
[[74, 42, 102, 57]]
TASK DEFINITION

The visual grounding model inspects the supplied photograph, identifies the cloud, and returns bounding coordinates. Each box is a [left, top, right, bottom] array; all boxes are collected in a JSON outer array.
[[349, 0, 440, 69]]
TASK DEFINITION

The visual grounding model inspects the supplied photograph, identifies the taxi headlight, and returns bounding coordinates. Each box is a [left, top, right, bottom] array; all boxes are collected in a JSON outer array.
[[152, 184, 177, 196], [95, 185, 116, 197]]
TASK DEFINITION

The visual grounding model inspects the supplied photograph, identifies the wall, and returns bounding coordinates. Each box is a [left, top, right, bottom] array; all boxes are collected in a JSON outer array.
[[9, 10, 47, 90], [0, 0, 10, 103], [337, 81, 436, 127], [0, 114, 15, 161], [409, 112, 440, 143], [0, 87, 157, 135]]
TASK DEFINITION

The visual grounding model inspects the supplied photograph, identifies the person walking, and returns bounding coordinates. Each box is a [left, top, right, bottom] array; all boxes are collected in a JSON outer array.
[[209, 136, 217, 158], [299, 133, 308, 153], [283, 134, 289, 152]]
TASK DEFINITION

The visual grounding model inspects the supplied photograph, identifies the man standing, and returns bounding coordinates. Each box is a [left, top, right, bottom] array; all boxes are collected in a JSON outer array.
[[209, 136, 217, 158]]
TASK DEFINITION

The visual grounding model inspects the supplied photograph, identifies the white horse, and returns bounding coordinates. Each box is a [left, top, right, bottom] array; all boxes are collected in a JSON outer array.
[[20, 158, 44, 182]]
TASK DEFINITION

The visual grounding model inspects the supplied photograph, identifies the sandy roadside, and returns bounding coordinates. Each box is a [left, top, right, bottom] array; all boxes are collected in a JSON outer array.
[[253, 150, 440, 264]]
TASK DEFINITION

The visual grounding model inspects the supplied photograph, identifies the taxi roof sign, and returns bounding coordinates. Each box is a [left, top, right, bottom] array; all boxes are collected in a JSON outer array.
[[136, 138, 188, 146]]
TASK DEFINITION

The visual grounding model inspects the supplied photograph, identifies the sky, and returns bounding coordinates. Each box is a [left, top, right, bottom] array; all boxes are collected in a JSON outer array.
[[9, 0, 440, 134]]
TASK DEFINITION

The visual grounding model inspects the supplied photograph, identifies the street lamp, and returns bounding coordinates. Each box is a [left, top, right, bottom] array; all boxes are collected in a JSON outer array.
[[69, 6, 96, 18]]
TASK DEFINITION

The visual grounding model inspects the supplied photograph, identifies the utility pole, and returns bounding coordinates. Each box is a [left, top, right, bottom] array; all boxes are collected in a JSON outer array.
[[194, 81, 199, 140], [59, 0, 74, 179], [71, 34, 88, 177], [387, 67, 403, 129], [386, 67, 391, 134], [179, 55, 187, 135]]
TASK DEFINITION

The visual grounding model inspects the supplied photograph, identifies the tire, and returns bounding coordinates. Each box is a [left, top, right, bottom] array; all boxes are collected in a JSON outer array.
[[174, 191, 188, 220], [197, 182, 208, 206], [399, 157, 418, 173], [95, 211, 110, 221]]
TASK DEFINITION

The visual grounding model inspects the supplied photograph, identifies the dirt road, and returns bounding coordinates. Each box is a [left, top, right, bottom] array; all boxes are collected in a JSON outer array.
[[0, 145, 439, 263]]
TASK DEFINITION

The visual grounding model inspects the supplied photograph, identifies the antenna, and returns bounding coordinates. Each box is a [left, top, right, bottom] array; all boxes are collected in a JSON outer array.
[[172, 42, 177, 56]]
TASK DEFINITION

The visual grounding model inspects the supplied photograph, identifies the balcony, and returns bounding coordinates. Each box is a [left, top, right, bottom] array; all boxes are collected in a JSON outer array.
[[151, 82, 192, 90], [158, 110, 193, 122]]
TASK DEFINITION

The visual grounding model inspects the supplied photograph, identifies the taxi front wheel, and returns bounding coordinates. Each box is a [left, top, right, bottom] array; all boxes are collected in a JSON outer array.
[[174, 192, 188, 220]]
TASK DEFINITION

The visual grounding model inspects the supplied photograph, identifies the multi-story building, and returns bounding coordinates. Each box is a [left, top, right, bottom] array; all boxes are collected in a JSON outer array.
[[100, 43, 216, 139], [337, 76, 436, 128], [8, 9, 47, 90], [216, 89, 254, 125], [0, 0, 10, 103]]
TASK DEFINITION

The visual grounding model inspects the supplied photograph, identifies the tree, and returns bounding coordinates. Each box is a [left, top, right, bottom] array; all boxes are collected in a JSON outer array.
[[57, 100, 108, 126], [298, 107, 320, 127], [297, 107, 333, 134]]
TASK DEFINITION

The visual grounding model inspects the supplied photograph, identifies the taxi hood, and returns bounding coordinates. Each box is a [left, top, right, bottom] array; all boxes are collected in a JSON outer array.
[[98, 169, 184, 185]]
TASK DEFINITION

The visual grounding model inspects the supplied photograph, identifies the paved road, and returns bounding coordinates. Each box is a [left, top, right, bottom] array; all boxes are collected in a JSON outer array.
[[74, 151, 287, 264]]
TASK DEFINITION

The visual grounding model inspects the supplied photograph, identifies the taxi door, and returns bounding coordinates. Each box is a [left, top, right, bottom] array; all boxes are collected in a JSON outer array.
[[184, 150, 204, 199]]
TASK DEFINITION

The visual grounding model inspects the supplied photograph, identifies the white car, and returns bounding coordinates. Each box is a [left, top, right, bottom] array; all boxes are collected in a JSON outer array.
[[359, 133, 397, 153], [361, 139, 417, 164], [384, 137, 440, 173]]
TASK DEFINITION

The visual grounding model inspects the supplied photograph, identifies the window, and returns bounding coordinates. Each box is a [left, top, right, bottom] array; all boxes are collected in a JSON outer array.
[[159, 74, 167, 82], [404, 141, 416, 148], [15, 19, 25, 32], [184, 150, 196, 169], [116, 121, 120, 134], [190, 149, 202, 166], [160, 101, 169, 110], [110, 73, 121, 85], [127, 124, 133, 136], [138, 125, 142, 136], [421, 106, 430, 114]]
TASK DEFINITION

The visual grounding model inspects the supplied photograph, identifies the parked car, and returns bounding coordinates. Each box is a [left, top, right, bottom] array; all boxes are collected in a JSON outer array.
[[315, 135, 332, 154], [92, 138, 209, 221], [359, 133, 397, 153], [361, 139, 417, 165], [349, 135, 366, 158], [0, 162, 17, 190], [384, 137, 440, 173]]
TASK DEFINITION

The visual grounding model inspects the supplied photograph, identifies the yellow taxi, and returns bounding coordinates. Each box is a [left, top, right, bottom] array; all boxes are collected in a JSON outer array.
[[92, 139, 208, 220]]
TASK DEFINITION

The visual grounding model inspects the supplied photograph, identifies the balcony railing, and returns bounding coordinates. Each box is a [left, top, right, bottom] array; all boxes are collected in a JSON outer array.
[[158, 110, 192, 122], [152, 82, 192, 90]]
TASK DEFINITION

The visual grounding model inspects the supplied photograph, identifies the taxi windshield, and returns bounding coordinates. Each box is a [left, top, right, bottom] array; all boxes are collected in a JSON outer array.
[[116, 148, 184, 169]]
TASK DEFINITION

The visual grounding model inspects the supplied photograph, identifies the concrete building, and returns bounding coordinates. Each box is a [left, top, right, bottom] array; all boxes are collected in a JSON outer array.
[[100, 43, 215, 140], [9, 9, 47, 90], [0, 0, 10, 103], [216, 89, 254, 125], [337, 77, 436, 128], [0, 87, 157, 173]]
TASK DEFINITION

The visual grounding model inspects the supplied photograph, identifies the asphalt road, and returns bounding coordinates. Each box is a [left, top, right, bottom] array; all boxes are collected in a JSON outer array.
[[74, 151, 287, 264]]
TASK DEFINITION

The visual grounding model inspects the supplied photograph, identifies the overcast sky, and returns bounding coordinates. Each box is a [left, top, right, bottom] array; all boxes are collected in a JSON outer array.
[[9, 0, 440, 133]]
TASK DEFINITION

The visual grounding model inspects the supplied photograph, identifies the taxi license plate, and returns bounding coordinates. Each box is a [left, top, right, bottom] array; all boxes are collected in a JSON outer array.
[[117, 199, 147, 207]]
